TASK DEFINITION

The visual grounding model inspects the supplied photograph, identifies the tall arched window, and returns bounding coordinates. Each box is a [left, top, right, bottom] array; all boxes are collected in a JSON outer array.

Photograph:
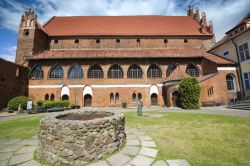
[[49, 64, 64, 79], [138, 93, 142, 102], [88, 65, 103, 78], [110, 93, 114, 104], [50, 94, 55, 101], [68, 64, 83, 79], [166, 63, 177, 77], [132, 93, 136, 103], [45, 94, 49, 100], [127, 64, 143, 78], [108, 64, 123, 78], [186, 64, 200, 77], [147, 64, 162, 78], [115, 93, 119, 103], [226, 74, 235, 90], [30, 65, 44, 79]]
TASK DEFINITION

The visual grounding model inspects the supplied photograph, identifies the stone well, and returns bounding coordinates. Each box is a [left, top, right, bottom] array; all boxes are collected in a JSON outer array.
[[38, 111, 126, 165]]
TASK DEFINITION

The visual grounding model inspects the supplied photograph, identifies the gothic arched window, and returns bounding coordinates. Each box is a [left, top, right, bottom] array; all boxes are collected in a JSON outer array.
[[186, 64, 200, 77], [147, 64, 162, 78], [166, 63, 177, 77], [68, 64, 83, 79], [30, 65, 44, 79], [88, 65, 103, 78], [108, 64, 123, 78], [127, 64, 143, 78], [49, 64, 64, 79]]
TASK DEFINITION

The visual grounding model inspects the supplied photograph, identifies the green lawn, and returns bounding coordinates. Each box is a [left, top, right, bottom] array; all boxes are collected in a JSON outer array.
[[126, 112, 250, 166], [0, 112, 249, 165]]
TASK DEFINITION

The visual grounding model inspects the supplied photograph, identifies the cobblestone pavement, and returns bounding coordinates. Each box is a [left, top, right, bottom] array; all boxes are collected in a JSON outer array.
[[0, 128, 190, 166]]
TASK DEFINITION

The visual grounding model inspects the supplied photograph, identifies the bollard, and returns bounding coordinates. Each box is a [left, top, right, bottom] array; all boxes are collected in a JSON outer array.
[[137, 101, 143, 116]]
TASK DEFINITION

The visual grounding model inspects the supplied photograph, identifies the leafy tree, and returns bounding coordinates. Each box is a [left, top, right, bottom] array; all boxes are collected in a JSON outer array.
[[8, 96, 28, 110]]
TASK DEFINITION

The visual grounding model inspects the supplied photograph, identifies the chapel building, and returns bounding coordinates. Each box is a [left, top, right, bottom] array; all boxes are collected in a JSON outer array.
[[16, 7, 239, 107]]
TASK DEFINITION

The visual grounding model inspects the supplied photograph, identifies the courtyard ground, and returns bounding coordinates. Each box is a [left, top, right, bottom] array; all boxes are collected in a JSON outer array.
[[0, 107, 249, 165]]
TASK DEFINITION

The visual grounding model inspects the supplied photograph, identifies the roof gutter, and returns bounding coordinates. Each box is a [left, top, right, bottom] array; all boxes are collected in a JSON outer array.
[[232, 38, 245, 99]]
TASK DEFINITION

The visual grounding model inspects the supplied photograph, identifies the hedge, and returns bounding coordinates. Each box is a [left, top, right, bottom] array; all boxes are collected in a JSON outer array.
[[179, 77, 201, 109], [42, 100, 70, 108], [8, 96, 29, 111]]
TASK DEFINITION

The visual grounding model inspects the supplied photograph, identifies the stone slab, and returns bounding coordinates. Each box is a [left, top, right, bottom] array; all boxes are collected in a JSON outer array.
[[107, 153, 131, 166], [141, 140, 157, 148], [0, 160, 8, 166], [88, 160, 109, 166], [120, 146, 140, 156], [0, 139, 21, 145], [16, 146, 37, 154], [17, 139, 38, 146], [0, 144, 24, 152], [9, 152, 34, 165], [139, 147, 158, 158], [19, 160, 41, 166], [138, 136, 152, 141], [126, 139, 140, 146], [126, 128, 139, 133], [166, 159, 191, 166], [126, 134, 137, 139], [0, 152, 13, 160], [153, 160, 168, 166], [136, 131, 146, 136], [130, 155, 154, 166]]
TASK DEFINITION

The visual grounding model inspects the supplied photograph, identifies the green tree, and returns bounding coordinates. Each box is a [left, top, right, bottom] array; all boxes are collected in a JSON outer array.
[[8, 96, 29, 110], [179, 77, 201, 109]]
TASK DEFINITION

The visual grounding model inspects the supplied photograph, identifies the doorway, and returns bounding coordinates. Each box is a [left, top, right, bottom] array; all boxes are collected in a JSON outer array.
[[151, 93, 158, 106], [84, 94, 92, 107], [172, 91, 181, 107]]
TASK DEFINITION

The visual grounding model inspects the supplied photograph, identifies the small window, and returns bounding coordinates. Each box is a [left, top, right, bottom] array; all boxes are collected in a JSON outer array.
[[115, 93, 119, 103], [184, 39, 188, 43], [229, 33, 233, 38], [116, 39, 120, 43], [110, 93, 114, 104], [234, 29, 239, 35], [240, 26, 245, 31], [137, 38, 140, 43], [45, 94, 49, 100], [138, 93, 142, 102], [54, 39, 58, 44], [75, 39, 79, 43], [96, 39, 100, 44], [23, 29, 29, 36], [223, 51, 229, 56], [132, 93, 136, 103], [244, 72, 250, 90], [1, 78, 5, 82], [164, 39, 168, 44], [50, 94, 55, 101]]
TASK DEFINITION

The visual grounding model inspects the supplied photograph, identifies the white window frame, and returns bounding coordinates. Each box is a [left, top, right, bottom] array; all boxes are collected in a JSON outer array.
[[243, 72, 250, 90], [238, 42, 250, 62]]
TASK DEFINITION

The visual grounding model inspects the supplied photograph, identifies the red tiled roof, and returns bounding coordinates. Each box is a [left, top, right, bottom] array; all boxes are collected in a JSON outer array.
[[28, 49, 234, 65], [42, 16, 212, 36]]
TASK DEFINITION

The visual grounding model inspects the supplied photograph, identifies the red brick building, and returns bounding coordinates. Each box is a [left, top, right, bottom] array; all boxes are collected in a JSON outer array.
[[16, 7, 239, 107]]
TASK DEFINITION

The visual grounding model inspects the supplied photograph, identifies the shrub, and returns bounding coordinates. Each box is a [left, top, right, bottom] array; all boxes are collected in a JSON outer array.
[[8, 96, 29, 111], [69, 104, 80, 109], [36, 100, 44, 106], [42, 100, 70, 108], [179, 77, 201, 109]]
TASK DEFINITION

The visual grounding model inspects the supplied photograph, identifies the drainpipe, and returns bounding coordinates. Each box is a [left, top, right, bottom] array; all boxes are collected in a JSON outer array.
[[232, 38, 245, 99]]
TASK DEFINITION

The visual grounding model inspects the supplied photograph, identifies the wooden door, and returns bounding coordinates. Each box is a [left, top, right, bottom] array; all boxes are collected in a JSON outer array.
[[84, 94, 92, 107], [151, 93, 158, 106]]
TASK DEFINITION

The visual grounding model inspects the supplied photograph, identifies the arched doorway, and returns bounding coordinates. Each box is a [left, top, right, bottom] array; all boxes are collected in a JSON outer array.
[[151, 93, 158, 106], [62, 94, 69, 101], [84, 94, 92, 107], [172, 91, 181, 107]]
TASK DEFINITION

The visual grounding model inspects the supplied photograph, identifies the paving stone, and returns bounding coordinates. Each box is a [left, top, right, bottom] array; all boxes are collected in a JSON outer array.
[[130, 155, 154, 166], [0, 139, 21, 145], [138, 136, 152, 141], [106, 153, 131, 166], [17, 139, 38, 146], [127, 128, 139, 133], [166, 159, 191, 166], [0, 140, 7, 144], [9, 152, 34, 165], [88, 160, 109, 166], [153, 160, 168, 166], [19, 160, 41, 166], [126, 134, 137, 139], [0, 152, 12, 160], [0, 144, 7, 149], [0, 160, 8, 166], [136, 131, 146, 136], [139, 147, 158, 158], [120, 146, 140, 156], [127, 139, 140, 146], [0, 144, 24, 152], [16, 146, 37, 154], [141, 140, 157, 148]]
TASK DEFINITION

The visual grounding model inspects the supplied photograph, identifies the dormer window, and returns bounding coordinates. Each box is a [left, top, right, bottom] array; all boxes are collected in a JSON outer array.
[[23, 29, 29, 36], [234, 29, 239, 35], [75, 39, 79, 43], [184, 39, 188, 43], [96, 39, 100, 44], [240, 25, 245, 31], [54, 39, 58, 44], [229, 33, 233, 38], [116, 39, 120, 43]]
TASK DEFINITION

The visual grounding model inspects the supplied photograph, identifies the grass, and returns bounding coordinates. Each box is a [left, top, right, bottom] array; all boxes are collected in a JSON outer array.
[[125, 112, 250, 166], [0, 111, 249, 165], [0, 117, 41, 139]]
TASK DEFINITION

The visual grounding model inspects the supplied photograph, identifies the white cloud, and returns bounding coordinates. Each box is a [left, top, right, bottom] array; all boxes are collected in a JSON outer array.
[[0, 46, 17, 62], [0, 0, 249, 41]]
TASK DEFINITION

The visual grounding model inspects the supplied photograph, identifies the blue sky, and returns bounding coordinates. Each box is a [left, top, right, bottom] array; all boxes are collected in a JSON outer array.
[[0, 0, 249, 62]]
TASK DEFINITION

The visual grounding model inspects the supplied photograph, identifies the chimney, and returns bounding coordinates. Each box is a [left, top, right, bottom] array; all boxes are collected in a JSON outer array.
[[208, 21, 214, 34], [187, 5, 194, 17], [200, 12, 207, 33]]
